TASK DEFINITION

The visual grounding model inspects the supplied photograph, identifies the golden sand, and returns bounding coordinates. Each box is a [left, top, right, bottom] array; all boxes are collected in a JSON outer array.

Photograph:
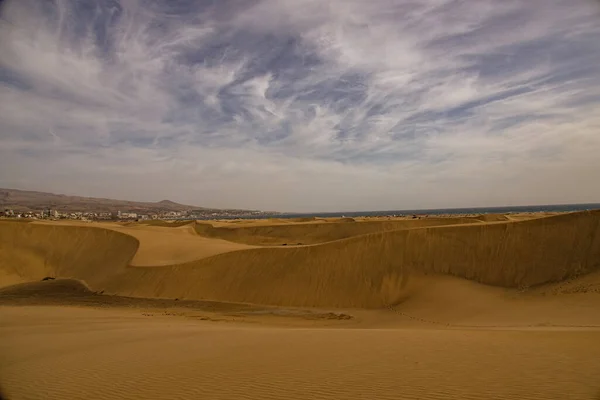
[[4, 211, 598, 307], [1, 211, 600, 399]]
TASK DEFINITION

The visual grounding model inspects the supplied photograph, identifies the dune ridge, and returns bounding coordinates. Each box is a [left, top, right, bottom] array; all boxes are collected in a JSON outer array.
[[194, 216, 476, 245], [2, 210, 600, 308], [136, 220, 194, 228]]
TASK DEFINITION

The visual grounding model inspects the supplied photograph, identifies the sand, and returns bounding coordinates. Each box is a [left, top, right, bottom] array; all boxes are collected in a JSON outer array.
[[1, 304, 600, 400], [32, 220, 255, 266], [2, 210, 600, 399], [2, 211, 600, 306], [194, 216, 478, 245]]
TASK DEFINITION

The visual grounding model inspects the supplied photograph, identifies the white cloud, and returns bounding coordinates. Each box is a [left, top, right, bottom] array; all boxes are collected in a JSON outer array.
[[1, 0, 600, 212]]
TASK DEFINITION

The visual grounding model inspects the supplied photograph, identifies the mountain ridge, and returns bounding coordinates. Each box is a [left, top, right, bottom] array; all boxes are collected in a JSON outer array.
[[0, 188, 246, 213]]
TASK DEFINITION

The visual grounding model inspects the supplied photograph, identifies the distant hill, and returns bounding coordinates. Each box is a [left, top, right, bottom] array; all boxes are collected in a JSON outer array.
[[0, 188, 215, 213]]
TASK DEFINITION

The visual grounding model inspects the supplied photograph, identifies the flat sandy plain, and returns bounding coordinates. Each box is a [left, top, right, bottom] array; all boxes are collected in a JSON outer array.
[[1, 211, 600, 399]]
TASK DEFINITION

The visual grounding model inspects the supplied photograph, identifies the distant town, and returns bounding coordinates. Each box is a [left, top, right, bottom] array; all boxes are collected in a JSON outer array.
[[0, 207, 271, 221], [0, 188, 276, 221]]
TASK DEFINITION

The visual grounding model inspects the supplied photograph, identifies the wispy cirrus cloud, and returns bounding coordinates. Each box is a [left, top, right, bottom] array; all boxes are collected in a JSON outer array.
[[1, 0, 600, 212]]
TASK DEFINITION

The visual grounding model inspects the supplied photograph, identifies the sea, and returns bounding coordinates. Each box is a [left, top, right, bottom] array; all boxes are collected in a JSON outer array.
[[198, 203, 600, 220]]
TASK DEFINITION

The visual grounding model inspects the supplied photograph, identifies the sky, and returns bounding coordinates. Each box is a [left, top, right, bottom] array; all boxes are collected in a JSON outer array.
[[1, 0, 600, 212]]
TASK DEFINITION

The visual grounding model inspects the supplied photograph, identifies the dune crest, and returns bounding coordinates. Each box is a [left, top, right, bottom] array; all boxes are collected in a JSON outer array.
[[194, 216, 476, 245]]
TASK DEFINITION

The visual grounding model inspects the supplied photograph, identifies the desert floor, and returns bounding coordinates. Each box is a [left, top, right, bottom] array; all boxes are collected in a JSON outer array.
[[1, 212, 600, 399]]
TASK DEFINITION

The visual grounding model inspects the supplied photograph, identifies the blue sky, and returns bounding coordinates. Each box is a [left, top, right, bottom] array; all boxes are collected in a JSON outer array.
[[1, 0, 600, 212]]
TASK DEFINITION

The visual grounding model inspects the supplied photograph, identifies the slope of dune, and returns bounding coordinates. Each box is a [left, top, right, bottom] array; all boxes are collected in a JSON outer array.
[[469, 213, 510, 222], [103, 210, 600, 307], [385, 272, 600, 328], [94, 223, 255, 266], [2, 210, 600, 309], [194, 216, 476, 245], [136, 220, 194, 227], [288, 216, 318, 222], [0, 221, 138, 288], [32, 220, 255, 266]]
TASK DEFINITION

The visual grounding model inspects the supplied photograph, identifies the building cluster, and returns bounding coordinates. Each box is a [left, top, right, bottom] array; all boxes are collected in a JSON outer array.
[[1, 208, 113, 221], [1, 207, 269, 221]]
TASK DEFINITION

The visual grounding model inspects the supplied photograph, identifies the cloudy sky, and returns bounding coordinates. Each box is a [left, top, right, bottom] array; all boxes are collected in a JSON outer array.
[[1, 0, 600, 212]]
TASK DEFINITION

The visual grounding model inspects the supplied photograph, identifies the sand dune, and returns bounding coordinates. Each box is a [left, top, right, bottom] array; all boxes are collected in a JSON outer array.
[[31, 220, 254, 266], [3, 211, 600, 399], [194, 216, 476, 245], [2, 210, 600, 308], [135, 220, 195, 227], [469, 213, 510, 222], [385, 272, 600, 328], [0, 221, 137, 287], [99, 223, 254, 266], [288, 216, 319, 222], [110, 211, 600, 307], [3, 275, 600, 329]]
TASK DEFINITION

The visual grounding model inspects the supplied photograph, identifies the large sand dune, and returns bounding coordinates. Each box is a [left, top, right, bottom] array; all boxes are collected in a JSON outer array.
[[111, 211, 600, 307], [2, 210, 600, 308], [3, 211, 600, 399]]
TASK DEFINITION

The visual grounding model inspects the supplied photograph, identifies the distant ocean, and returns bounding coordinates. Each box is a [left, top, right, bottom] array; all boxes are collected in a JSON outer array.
[[196, 203, 600, 220]]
